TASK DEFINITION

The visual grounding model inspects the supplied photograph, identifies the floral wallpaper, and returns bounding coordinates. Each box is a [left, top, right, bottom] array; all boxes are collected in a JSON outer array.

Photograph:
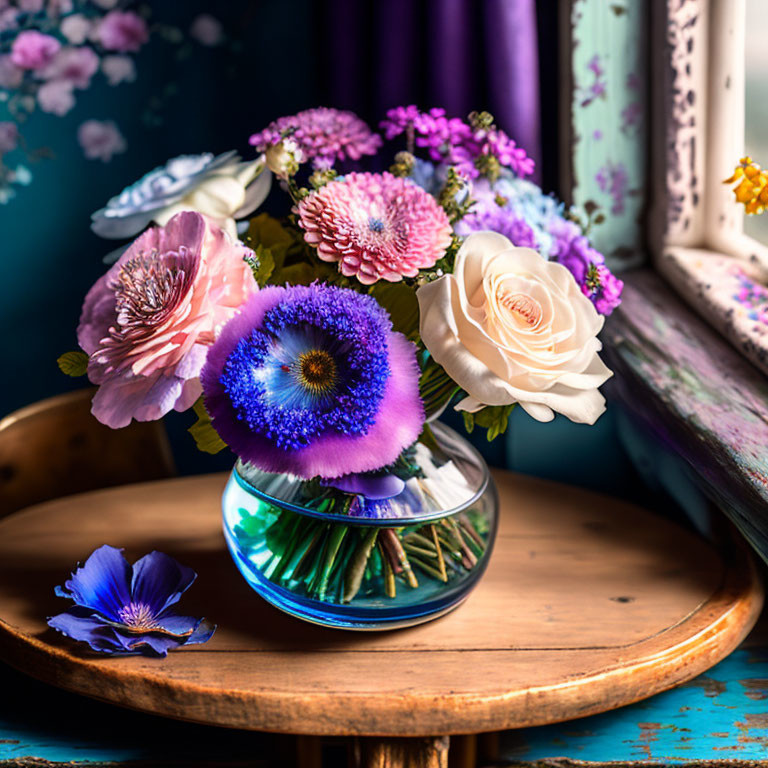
[[0, 0, 228, 204], [568, 0, 647, 270]]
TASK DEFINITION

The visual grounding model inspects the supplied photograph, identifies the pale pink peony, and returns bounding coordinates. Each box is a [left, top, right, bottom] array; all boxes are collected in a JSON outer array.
[[10, 30, 61, 70], [77, 211, 257, 428], [37, 79, 75, 115], [295, 172, 452, 285], [42, 46, 99, 88], [78, 120, 126, 162], [60, 14, 93, 45], [98, 10, 148, 52]]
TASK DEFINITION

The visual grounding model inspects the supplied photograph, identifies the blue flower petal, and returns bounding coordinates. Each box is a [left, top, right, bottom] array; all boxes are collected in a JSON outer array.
[[116, 631, 184, 658], [154, 614, 201, 636], [154, 615, 216, 646], [186, 618, 216, 646], [59, 545, 132, 622], [130, 551, 196, 616], [48, 607, 127, 654]]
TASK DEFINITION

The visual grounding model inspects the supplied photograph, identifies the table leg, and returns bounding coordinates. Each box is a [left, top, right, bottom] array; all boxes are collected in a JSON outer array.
[[357, 736, 450, 768]]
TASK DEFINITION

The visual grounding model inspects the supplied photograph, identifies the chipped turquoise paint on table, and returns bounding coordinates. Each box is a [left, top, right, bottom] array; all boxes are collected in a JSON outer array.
[[500, 648, 768, 764], [2, 643, 768, 766]]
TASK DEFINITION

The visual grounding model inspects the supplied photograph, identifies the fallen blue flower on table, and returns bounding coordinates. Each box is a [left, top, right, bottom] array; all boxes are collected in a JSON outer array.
[[48, 545, 215, 657]]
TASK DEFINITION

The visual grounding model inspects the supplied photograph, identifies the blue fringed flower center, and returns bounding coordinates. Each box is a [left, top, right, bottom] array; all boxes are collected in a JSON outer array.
[[220, 285, 392, 452]]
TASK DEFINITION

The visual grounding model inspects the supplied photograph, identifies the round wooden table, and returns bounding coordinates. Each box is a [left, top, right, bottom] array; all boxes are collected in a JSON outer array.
[[0, 470, 761, 767]]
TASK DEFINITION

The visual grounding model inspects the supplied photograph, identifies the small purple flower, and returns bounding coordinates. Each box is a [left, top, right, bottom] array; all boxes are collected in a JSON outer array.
[[48, 545, 215, 657], [595, 162, 629, 215], [201, 284, 424, 479]]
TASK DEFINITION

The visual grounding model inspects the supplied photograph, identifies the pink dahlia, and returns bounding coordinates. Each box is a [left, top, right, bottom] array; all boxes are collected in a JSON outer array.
[[77, 212, 257, 428], [249, 107, 382, 169], [296, 172, 452, 285]]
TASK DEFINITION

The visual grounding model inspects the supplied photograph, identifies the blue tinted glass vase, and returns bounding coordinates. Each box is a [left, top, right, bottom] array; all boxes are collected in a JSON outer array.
[[222, 423, 498, 630]]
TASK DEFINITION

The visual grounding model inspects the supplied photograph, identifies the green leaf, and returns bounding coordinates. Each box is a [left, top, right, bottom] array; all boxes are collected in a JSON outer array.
[[246, 213, 297, 273], [369, 282, 420, 340], [244, 243, 275, 286], [470, 404, 516, 442], [188, 398, 227, 454], [462, 410, 475, 434], [57, 350, 88, 377]]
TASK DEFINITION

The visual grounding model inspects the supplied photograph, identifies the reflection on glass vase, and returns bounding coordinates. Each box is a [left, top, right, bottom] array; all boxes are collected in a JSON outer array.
[[222, 422, 499, 630]]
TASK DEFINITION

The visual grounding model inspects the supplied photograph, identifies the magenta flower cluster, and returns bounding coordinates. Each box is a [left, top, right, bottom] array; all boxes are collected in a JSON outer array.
[[380, 106, 534, 180], [249, 107, 382, 169]]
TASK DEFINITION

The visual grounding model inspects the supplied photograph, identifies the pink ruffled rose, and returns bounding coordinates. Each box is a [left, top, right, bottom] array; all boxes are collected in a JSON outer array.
[[10, 30, 61, 70], [98, 10, 148, 53], [77, 211, 257, 428]]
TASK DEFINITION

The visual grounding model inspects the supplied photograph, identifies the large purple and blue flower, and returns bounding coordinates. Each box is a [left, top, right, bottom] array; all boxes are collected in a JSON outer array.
[[48, 545, 215, 657], [201, 283, 424, 479]]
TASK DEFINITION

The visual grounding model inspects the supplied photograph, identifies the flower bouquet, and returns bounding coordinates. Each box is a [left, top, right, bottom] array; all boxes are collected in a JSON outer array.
[[62, 106, 622, 630]]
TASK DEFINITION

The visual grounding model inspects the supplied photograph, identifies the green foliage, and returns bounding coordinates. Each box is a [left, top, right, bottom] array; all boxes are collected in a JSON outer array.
[[188, 398, 227, 455], [419, 356, 460, 419], [57, 350, 88, 377], [244, 244, 275, 286], [369, 282, 420, 340], [462, 403, 516, 442]]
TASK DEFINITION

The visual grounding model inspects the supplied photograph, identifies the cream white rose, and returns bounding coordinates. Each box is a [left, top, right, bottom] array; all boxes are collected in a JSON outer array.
[[417, 231, 612, 424]]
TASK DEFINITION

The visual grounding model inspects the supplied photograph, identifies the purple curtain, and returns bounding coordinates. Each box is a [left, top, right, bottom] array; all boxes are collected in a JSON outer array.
[[323, 0, 541, 179]]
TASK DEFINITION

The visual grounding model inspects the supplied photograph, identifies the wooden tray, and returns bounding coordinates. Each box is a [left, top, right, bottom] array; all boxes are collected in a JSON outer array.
[[0, 470, 761, 737]]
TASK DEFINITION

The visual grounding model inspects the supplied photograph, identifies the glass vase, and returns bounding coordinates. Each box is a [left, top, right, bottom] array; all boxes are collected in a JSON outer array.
[[221, 422, 498, 630]]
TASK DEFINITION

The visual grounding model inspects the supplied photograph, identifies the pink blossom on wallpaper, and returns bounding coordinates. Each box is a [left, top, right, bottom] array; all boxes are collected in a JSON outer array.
[[60, 14, 93, 45], [37, 79, 75, 115], [626, 72, 640, 90], [596, 162, 630, 215], [0, 8, 18, 33], [620, 101, 642, 133], [90, 0, 118, 8], [101, 54, 135, 86], [0, 121, 18, 154], [78, 120, 126, 162], [98, 11, 148, 53], [587, 54, 604, 78], [18, 0, 44, 10], [0, 55, 23, 89], [189, 14, 223, 46], [10, 30, 61, 70], [42, 46, 99, 89]]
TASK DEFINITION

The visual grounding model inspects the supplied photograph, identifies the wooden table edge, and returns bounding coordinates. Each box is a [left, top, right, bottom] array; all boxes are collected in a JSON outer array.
[[0, 532, 761, 737]]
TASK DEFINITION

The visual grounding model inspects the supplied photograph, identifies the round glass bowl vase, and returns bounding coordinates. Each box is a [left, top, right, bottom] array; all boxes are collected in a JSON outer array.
[[221, 422, 498, 630]]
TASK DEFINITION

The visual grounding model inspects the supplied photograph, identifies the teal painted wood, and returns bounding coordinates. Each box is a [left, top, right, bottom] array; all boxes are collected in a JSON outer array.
[[564, 0, 647, 270], [500, 648, 768, 764], [0, 661, 286, 766]]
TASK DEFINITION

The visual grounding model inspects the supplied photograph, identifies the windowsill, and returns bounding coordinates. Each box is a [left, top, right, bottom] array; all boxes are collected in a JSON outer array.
[[602, 268, 768, 564]]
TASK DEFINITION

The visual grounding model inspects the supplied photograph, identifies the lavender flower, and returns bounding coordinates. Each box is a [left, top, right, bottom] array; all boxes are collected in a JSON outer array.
[[201, 284, 424, 479], [380, 106, 534, 179], [48, 545, 215, 657]]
